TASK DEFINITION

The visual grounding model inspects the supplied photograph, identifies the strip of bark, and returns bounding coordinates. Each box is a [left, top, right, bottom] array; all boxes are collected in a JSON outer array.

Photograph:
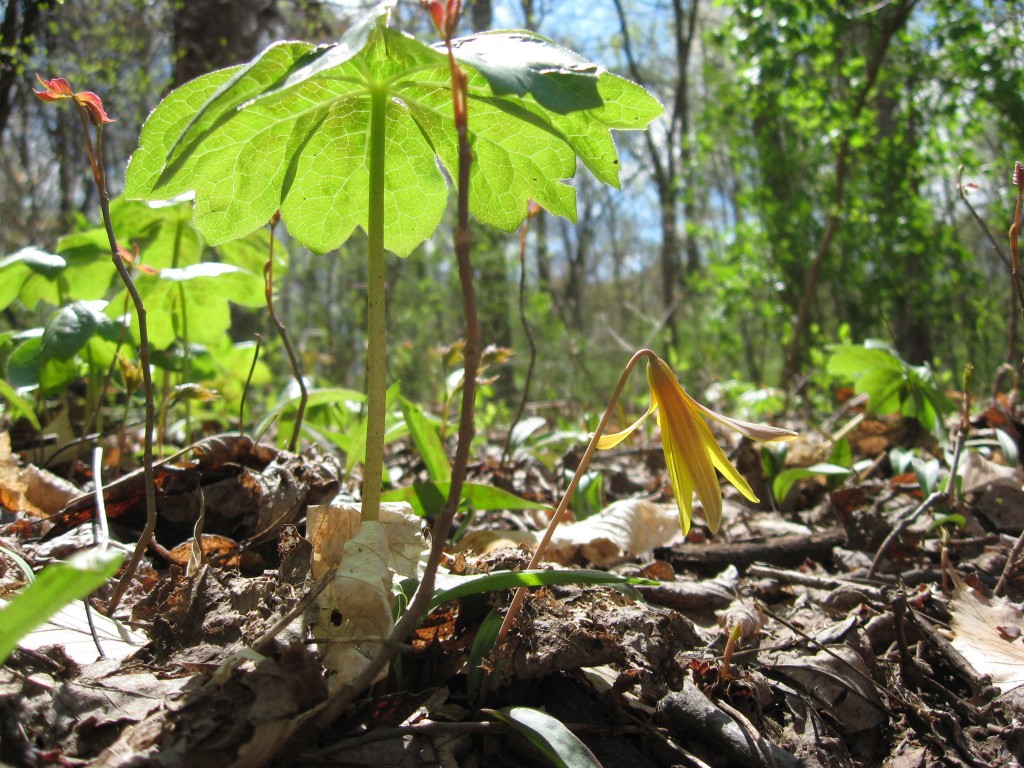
[[654, 529, 846, 576]]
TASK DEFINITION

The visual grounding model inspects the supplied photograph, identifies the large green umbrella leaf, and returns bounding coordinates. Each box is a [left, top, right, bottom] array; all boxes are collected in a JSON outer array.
[[124, 8, 662, 255], [447, 31, 601, 112]]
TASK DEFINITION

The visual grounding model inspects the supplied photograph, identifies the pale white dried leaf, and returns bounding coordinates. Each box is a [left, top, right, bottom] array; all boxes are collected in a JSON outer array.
[[961, 450, 1024, 493], [6, 598, 145, 664], [547, 499, 680, 566], [308, 501, 425, 579], [307, 502, 426, 691], [717, 599, 766, 640], [949, 572, 1024, 692], [313, 520, 392, 690]]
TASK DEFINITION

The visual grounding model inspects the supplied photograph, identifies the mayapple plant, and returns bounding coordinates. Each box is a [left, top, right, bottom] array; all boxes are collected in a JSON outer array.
[[123, 0, 663, 525]]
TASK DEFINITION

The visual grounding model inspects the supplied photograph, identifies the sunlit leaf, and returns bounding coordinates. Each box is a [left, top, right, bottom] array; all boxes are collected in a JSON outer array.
[[399, 395, 451, 482], [110, 262, 263, 349], [484, 706, 602, 768], [429, 568, 654, 610], [0, 549, 123, 664], [124, 9, 662, 255], [773, 462, 852, 503]]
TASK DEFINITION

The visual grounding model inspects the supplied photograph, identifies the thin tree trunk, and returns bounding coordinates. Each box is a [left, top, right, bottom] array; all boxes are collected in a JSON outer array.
[[779, 0, 916, 386], [0, 0, 46, 139], [611, 0, 700, 351], [172, 0, 278, 88]]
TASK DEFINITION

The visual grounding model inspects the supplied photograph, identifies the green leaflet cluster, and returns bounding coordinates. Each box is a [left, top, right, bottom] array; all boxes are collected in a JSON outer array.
[[124, 7, 662, 256]]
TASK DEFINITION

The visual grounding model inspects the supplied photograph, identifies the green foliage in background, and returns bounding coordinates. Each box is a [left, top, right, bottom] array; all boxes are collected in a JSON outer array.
[[827, 340, 953, 435]]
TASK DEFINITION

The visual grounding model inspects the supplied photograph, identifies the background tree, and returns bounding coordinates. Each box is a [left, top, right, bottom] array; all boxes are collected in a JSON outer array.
[[1, 0, 1021, 418]]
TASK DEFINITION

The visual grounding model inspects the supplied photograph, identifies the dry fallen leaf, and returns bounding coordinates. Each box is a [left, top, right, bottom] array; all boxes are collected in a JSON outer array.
[[306, 501, 426, 691], [717, 598, 766, 640], [949, 572, 1024, 693], [10, 598, 146, 664], [960, 450, 1024, 493], [0, 432, 80, 517], [548, 499, 681, 566]]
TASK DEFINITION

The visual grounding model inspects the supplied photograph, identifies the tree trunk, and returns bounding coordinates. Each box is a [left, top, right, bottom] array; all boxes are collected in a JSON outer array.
[[779, 0, 916, 387], [0, 0, 47, 139], [172, 0, 278, 88], [469, 0, 492, 30]]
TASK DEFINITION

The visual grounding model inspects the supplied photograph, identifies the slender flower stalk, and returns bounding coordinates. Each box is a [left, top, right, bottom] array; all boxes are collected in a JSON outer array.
[[35, 74, 156, 613], [481, 349, 795, 702], [598, 354, 798, 533]]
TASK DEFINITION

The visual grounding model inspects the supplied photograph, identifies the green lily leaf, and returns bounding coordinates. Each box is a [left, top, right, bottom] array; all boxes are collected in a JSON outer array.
[[380, 480, 550, 518], [254, 386, 367, 440], [0, 548, 123, 664], [399, 395, 451, 483], [429, 569, 654, 610], [124, 7, 662, 255], [484, 707, 602, 768], [467, 608, 503, 706], [0, 379, 41, 430], [773, 462, 852, 503]]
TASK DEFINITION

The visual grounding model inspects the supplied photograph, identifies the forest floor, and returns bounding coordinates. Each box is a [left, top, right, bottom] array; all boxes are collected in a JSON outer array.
[[3, 399, 1024, 768]]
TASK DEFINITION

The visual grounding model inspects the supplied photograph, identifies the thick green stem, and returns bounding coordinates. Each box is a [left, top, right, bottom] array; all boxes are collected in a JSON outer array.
[[361, 85, 389, 523]]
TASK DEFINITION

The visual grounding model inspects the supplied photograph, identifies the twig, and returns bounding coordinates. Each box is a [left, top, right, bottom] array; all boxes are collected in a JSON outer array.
[[905, 602, 996, 700], [868, 424, 968, 578], [892, 592, 988, 726], [71, 101, 157, 615], [239, 333, 263, 436], [314, 720, 655, 756], [500, 203, 540, 471], [84, 445, 110, 659], [91, 446, 110, 550], [956, 165, 1012, 270], [264, 213, 307, 452], [1008, 161, 1024, 331], [995, 526, 1024, 597]]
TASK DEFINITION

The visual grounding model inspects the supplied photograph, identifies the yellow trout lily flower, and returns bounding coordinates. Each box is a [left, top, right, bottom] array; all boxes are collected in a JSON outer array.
[[598, 356, 797, 534]]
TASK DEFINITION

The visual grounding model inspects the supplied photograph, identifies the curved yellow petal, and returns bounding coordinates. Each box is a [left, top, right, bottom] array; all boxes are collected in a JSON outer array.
[[656, 405, 694, 532], [649, 359, 723, 533], [704, 430, 759, 504], [596, 399, 656, 450]]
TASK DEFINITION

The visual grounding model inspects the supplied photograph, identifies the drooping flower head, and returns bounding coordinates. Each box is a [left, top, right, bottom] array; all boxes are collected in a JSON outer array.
[[598, 355, 797, 534], [35, 74, 114, 127]]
